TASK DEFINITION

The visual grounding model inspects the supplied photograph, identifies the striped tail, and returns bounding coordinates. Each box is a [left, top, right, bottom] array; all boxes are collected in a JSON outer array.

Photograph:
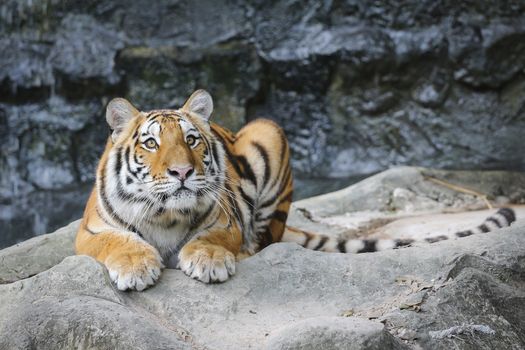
[[282, 208, 516, 254]]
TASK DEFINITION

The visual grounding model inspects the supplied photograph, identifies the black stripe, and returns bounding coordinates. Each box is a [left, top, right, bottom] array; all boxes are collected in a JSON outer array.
[[456, 230, 473, 237], [145, 111, 155, 119], [147, 112, 160, 121], [497, 208, 516, 225], [357, 239, 377, 253], [236, 154, 258, 187], [303, 232, 313, 248], [259, 187, 288, 209], [262, 165, 292, 208], [337, 239, 346, 253], [257, 209, 285, 222], [239, 186, 255, 209], [259, 193, 278, 209], [252, 141, 271, 191], [114, 148, 138, 201], [155, 206, 165, 216], [85, 225, 97, 235], [133, 150, 143, 165], [115, 146, 123, 174], [210, 140, 220, 170], [272, 210, 288, 223], [238, 186, 255, 228], [125, 146, 141, 180], [313, 236, 328, 250], [395, 238, 414, 247], [258, 228, 273, 249], [282, 165, 292, 187], [425, 235, 448, 243], [478, 224, 490, 233], [265, 132, 288, 197], [485, 217, 502, 228], [214, 129, 244, 179], [98, 159, 143, 237]]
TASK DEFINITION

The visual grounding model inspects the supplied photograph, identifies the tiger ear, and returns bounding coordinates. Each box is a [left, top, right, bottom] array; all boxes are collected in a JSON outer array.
[[106, 98, 140, 142], [181, 89, 213, 121]]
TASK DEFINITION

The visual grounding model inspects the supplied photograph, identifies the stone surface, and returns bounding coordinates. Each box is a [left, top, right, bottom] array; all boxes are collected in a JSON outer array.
[[264, 317, 407, 350], [287, 166, 525, 237], [1, 167, 525, 349], [2, 1, 525, 247], [1, 225, 524, 349], [0, 220, 78, 283], [0, 256, 193, 350]]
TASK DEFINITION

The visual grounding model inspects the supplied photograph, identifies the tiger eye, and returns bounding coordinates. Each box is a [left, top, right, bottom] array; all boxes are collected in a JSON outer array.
[[186, 135, 196, 146], [144, 138, 157, 149]]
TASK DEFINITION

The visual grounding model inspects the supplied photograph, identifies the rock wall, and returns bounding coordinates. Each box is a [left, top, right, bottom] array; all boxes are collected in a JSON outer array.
[[1, 1, 525, 245]]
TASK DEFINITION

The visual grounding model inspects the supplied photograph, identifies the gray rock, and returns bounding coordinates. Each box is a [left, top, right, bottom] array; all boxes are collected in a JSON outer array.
[[0, 255, 193, 350], [49, 14, 125, 83], [1, 224, 524, 349], [0, 38, 53, 91], [264, 317, 407, 350], [0, 220, 78, 283], [288, 166, 525, 223], [1, 167, 525, 349]]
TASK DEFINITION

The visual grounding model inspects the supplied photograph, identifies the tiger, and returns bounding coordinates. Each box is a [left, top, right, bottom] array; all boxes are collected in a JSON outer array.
[[76, 90, 293, 291], [76, 89, 517, 291]]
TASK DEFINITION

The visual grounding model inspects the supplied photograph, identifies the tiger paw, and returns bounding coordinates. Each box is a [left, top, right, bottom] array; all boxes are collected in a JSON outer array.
[[104, 244, 163, 291], [178, 242, 236, 283]]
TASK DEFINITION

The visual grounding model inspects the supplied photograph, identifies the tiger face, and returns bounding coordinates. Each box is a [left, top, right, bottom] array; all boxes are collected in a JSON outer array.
[[104, 90, 222, 214], [127, 112, 211, 209]]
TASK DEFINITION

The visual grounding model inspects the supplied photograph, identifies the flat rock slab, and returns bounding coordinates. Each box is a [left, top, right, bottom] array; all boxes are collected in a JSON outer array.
[[264, 317, 406, 350], [0, 227, 523, 349], [0, 220, 79, 283], [288, 166, 525, 238], [1, 167, 524, 349]]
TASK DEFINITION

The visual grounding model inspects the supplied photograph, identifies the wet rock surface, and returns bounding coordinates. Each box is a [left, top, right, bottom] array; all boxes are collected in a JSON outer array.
[[1, 167, 525, 349], [1, 1, 525, 246]]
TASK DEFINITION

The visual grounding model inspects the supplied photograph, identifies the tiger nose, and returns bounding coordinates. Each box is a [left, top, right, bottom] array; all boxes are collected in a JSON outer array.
[[167, 166, 194, 181]]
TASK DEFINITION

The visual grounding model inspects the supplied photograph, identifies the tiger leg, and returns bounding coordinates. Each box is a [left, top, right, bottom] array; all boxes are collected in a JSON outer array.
[[177, 224, 242, 283], [233, 119, 293, 248], [76, 222, 163, 291]]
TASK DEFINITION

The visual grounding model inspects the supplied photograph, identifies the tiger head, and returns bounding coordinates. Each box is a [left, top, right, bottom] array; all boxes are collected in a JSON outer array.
[[103, 90, 224, 213]]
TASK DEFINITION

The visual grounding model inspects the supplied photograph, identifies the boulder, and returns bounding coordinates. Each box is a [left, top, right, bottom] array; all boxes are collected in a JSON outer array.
[[1, 167, 524, 349], [264, 317, 407, 350], [0, 256, 192, 350], [0, 220, 78, 284]]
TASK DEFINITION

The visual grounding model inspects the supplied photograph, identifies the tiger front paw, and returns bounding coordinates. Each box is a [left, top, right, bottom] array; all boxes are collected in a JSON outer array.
[[178, 242, 236, 283], [104, 243, 163, 291]]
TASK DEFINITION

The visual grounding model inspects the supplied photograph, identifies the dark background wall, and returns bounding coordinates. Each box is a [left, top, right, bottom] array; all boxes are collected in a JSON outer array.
[[1, 0, 525, 247]]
